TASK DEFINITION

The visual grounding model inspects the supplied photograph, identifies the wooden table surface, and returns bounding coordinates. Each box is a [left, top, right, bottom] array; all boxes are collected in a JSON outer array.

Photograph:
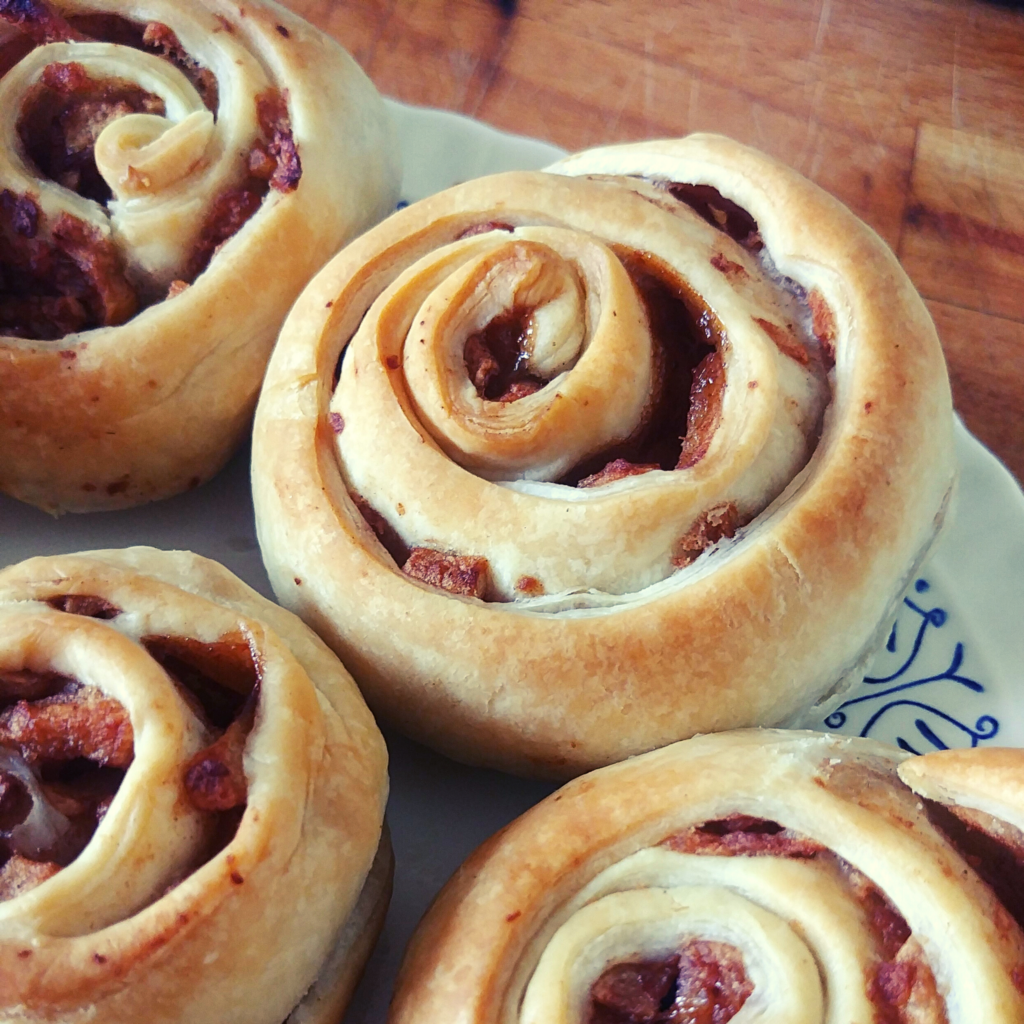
[[283, 0, 1024, 487]]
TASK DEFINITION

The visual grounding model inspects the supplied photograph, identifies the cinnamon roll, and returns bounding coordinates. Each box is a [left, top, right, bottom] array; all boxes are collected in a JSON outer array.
[[0, 547, 389, 1024], [252, 135, 955, 778], [390, 730, 1024, 1024], [0, 0, 399, 512]]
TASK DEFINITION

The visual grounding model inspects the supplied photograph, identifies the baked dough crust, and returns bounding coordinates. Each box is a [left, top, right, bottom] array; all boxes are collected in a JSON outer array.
[[0, 0, 399, 512], [286, 825, 393, 1024], [389, 730, 1024, 1024], [0, 547, 389, 1024], [252, 134, 955, 778]]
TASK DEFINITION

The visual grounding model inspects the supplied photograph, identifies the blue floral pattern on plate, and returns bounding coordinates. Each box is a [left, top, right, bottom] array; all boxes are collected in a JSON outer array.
[[824, 578, 1000, 753]]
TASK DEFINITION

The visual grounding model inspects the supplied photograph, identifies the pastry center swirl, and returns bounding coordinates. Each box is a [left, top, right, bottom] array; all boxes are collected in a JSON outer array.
[[331, 176, 833, 605]]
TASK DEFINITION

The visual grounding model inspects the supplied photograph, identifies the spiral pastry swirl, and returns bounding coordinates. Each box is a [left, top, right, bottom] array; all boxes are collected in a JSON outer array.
[[0, 547, 388, 1024], [0, 0, 398, 511], [253, 135, 954, 778], [390, 730, 1024, 1024]]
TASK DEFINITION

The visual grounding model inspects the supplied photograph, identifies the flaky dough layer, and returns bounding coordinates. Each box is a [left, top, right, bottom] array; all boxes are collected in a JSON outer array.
[[0, 547, 388, 1023], [0, 0, 399, 512], [253, 134, 955, 778]]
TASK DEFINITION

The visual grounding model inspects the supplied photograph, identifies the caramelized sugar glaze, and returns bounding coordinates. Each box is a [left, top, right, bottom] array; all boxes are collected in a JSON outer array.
[[339, 176, 833, 604]]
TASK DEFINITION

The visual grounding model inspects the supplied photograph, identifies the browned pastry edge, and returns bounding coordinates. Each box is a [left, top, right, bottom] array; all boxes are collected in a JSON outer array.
[[286, 826, 393, 1024]]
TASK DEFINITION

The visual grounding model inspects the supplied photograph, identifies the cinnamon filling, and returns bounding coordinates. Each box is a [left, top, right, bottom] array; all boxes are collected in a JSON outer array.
[[665, 181, 836, 374], [0, 852, 60, 898], [463, 305, 547, 402], [182, 687, 256, 812], [0, 681, 133, 768], [459, 242, 728, 484], [140, 20, 217, 111], [588, 942, 752, 1024], [579, 458, 662, 489], [0, 611, 263, 904], [142, 632, 261, 838], [663, 183, 762, 253], [663, 815, 825, 859], [141, 633, 255, 729], [869, 945, 946, 1024], [0, 31, 33, 79], [354, 492, 411, 566], [2, 47, 155, 335], [0, 0, 85, 46], [671, 503, 741, 567], [0, 668, 130, 898], [456, 220, 516, 240], [515, 574, 545, 596], [923, 798, 1024, 934], [252, 88, 301, 193], [18, 60, 165, 203], [186, 86, 301, 279], [675, 349, 725, 470], [808, 288, 837, 363], [554, 247, 722, 487], [45, 593, 122, 618], [0, 191, 136, 338], [402, 547, 490, 599], [709, 253, 746, 278], [185, 185, 265, 280], [354, 245, 733, 595], [354, 497, 493, 599], [752, 316, 809, 367], [0, 666, 74, 702], [840, 863, 911, 960]]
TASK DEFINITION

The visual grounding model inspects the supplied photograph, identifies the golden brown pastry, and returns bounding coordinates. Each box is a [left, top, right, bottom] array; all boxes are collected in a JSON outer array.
[[0, 0, 399, 512], [390, 730, 1024, 1024], [252, 134, 955, 778], [0, 547, 389, 1023]]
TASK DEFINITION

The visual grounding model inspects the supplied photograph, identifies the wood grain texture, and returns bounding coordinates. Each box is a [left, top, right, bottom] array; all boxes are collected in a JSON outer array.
[[282, 0, 1024, 484], [927, 300, 1024, 483], [902, 125, 1024, 323]]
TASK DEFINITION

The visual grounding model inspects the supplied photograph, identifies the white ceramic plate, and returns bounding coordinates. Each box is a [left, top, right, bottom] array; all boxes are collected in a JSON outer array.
[[2, 99, 1023, 1022]]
